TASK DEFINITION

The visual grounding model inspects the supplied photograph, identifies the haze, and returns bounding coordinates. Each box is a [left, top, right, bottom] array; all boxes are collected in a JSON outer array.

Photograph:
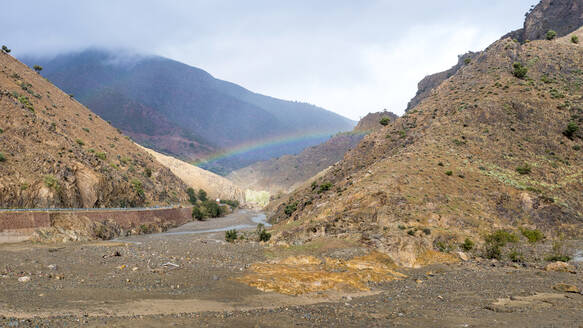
[[0, 0, 538, 120]]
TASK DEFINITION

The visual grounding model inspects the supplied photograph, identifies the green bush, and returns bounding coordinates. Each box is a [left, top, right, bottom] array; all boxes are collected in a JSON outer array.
[[75, 138, 85, 146], [484, 230, 518, 259], [572, 35, 580, 44], [379, 117, 391, 126], [508, 251, 524, 263], [95, 152, 107, 160], [257, 224, 271, 242], [546, 30, 557, 40], [203, 200, 223, 218], [144, 167, 152, 177], [44, 175, 60, 191], [464, 58, 471, 65], [186, 187, 197, 205], [520, 228, 544, 243], [192, 206, 204, 220], [33, 65, 43, 73], [445, 170, 453, 176], [563, 121, 579, 139], [225, 229, 238, 242], [1, 45, 11, 53], [515, 164, 531, 175], [198, 189, 208, 202], [422, 228, 431, 235], [461, 238, 474, 251], [17, 95, 34, 111], [284, 201, 298, 216], [512, 62, 528, 79], [130, 179, 144, 198], [545, 255, 570, 262], [0, 152, 5, 162], [318, 182, 333, 194], [220, 199, 240, 208]]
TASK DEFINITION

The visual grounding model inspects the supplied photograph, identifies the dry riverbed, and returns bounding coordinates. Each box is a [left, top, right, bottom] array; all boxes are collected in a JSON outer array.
[[0, 210, 582, 327]]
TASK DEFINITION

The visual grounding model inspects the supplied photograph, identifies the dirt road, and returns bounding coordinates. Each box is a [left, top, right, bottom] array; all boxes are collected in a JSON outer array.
[[0, 210, 582, 327]]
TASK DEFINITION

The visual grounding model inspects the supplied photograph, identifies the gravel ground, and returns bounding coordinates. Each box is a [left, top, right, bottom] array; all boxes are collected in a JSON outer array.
[[0, 210, 582, 327]]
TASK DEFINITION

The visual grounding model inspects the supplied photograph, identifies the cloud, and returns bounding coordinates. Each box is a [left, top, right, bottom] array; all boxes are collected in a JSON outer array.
[[0, 0, 538, 119]]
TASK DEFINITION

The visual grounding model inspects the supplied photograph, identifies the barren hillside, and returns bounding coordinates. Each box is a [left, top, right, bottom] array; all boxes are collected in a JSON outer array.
[[0, 51, 188, 208], [268, 30, 583, 267]]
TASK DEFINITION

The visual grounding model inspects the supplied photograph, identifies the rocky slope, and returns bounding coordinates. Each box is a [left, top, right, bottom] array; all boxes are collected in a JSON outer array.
[[0, 51, 189, 208], [268, 29, 583, 267], [408, 0, 583, 112], [228, 111, 397, 194], [141, 146, 245, 203], [21, 50, 355, 174]]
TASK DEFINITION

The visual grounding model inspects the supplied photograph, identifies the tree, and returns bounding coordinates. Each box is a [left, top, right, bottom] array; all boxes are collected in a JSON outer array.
[[512, 62, 528, 79], [546, 30, 557, 40], [198, 189, 208, 202], [33, 65, 43, 73], [1, 45, 10, 53], [186, 187, 197, 205]]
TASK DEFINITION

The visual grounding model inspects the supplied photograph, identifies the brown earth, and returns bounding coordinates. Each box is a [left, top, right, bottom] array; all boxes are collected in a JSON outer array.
[[268, 29, 583, 267], [0, 52, 189, 208], [140, 146, 245, 203], [0, 210, 581, 327]]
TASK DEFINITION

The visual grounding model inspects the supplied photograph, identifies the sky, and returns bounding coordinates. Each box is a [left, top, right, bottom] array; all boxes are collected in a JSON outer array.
[[1, 0, 538, 120]]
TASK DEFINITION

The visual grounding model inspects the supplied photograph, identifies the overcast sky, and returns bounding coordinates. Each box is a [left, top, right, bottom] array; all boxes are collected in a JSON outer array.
[[1, 0, 538, 120]]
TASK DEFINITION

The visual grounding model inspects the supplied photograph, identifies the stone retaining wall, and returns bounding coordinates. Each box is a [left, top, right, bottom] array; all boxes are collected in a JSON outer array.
[[0, 207, 193, 243]]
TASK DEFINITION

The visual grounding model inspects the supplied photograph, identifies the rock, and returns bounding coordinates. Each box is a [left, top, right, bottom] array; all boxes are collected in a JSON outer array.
[[456, 252, 469, 262], [18, 276, 31, 283], [545, 262, 576, 273], [48, 264, 57, 270], [553, 283, 580, 293]]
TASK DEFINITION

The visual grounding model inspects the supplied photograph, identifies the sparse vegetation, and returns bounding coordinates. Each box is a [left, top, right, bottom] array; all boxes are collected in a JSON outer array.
[[17, 95, 34, 111], [445, 170, 453, 176], [563, 121, 579, 139], [257, 224, 271, 242], [572, 35, 580, 44], [225, 229, 238, 242], [461, 238, 474, 251], [379, 117, 391, 126], [318, 182, 333, 193], [220, 199, 240, 208], [44, 175, 60, 191], [546, 30, 557, 40], [33, 65, 43, 73], [75, 139, 85, 146], [512, 62, 528, 79], [0, 152, 5, 162], [515, 164, 531, 175], [484, 230, 518, 259], [284, 201, 298, 216], [144, 167, 152, 177], [95, 152, 107, 160], [520, 228, 544, 243], [464, 57, 471, 65], [130, 179, 145, 198], [198, 189, 208, 202]]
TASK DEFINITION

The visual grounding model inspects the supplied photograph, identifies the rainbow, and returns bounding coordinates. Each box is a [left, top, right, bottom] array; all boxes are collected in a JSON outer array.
[[196, 129, 366, 165]]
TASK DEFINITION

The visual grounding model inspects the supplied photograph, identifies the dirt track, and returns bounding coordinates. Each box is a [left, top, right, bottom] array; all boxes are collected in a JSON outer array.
[[0, 210, 582, 327]]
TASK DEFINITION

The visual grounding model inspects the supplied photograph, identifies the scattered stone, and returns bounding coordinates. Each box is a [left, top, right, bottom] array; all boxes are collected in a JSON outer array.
[[18, 276, 31, 282], [456, 252, 469, 262], [48, 264, 57, 270], [132, 267, 139, 271], [545, 262, 576, 273], [553, 283, 580, 293]]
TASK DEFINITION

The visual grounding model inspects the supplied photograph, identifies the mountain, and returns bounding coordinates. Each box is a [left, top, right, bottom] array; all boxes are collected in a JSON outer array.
[[21, 50, 355, 174], [228, 111, 397, 194], [140, 146, 245, 204], [267, 27, 583, 267], [407, 0, 583, 112], [0, 51, 188, 208]]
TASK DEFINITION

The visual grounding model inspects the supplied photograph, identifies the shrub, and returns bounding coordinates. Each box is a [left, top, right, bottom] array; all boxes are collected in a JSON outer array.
[[572, 35, 580, 44], [515, 164, 531, 175], [257, 224, 271, 242], [95, 152, 107, 160], [318, 182, 333, 193], [17, 95, 34, 111], [508, 251, 524, 263], [186, 187, 197, 205], [198, 189, 208, 202], [545, 255, 571, 262], [192, 206, 204, 220], [520, 228, 544, 243], [284, 201, 298, 216], [445, 170, 453, 176], [563, 121, 579, 139], [0, 152, 5, 162], [44, 175, 60, 190], [1, 45, 10, 53], [144, 167, 152, 177], [379, 117, 391, 126], [130, 179, 145, 197], [33, 65, 43, 73], [512, 62, 528, 79], [546, 30, 557, 40], [464, 58, 471, 65], [461, 238, 474, 251], [220, 199, 240, 208], [203, 200, 223, 218], [422, 228, 431, 235], [484, 230, 518, 259], [75, 139, 85, 146], [225, 229, 238, 242]]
